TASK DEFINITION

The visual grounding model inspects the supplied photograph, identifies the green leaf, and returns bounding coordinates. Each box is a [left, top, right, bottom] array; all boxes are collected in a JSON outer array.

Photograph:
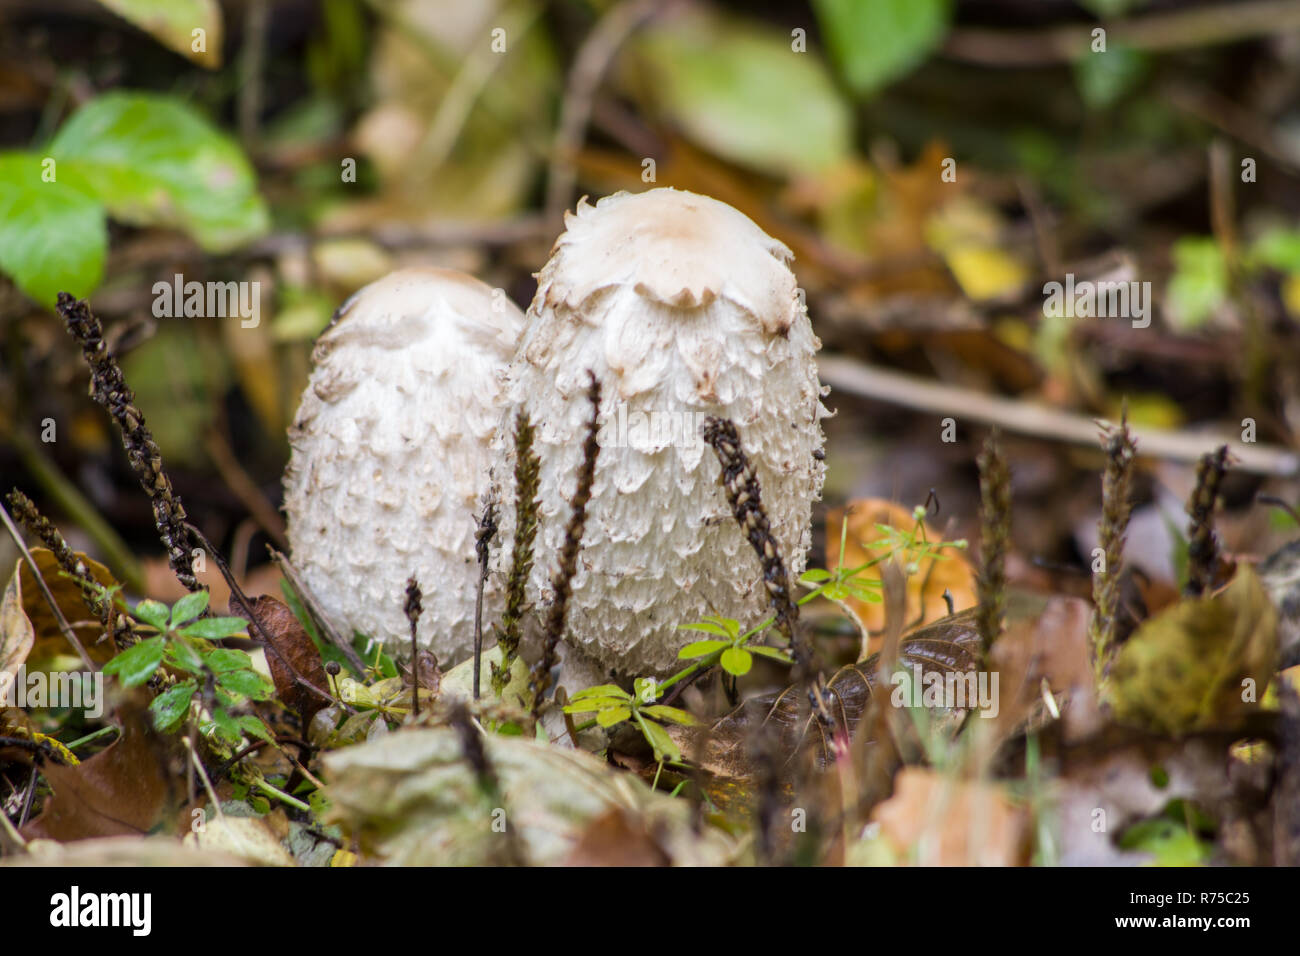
[[677, 639, 728, 659], [132, 598, 170, 630], [103, 636, 165, 687], [677, 621, 734, 639], [596, 706, 632, 728], [237, 714, 275, 743], [719, 646, 753, 676], [813, 0, 952, 97], [49, 92, 269, 251], [149, 679, 196, 731], [567, 684, 631, 702], [1165, 237, 1228, 331], [1249, 228, 1300, 273], [562, 697, 631, 714], [634, 12, 852, 176], [92, 0, 224, 68], [748, 645, 794, 664], [169, 589, 210, 627], [845, 581, 885, 603], [637, 714, 682, 764], [0, 152, 106, 306], [208, 706, 243, 745], [799, 568, 832, 583], [165, 637, 205, 674], [1073, 44, 1148, 110], [179, 617, 250, 640], [216, 668, 274, 701], [641, 705, 698, 726], [204, 647, 252, 673]]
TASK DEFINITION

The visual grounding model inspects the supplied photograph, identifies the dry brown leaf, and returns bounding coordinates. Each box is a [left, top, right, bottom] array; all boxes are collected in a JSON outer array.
[[988, 594, 1099, 743], [1, 558, 35, 684], [22, 709, 179, 842], [238, 595, 328, 727], [561, 809, 672, 867], [15, 549, 118, 668]]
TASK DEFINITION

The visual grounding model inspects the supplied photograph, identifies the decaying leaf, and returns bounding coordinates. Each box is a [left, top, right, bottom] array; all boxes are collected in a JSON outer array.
[[322, 728, 737, 866], [863, 767, 1030, 866], [987, 594, 1098, 743], [1, 559, 35, 686], [22, 709, 179, 842], [561, 808, 673, 867], [239, 594, 329, 727], [14, 548, 119, 668], [440, 643, 532, 711], [4, 835, 246, 867], [183, 813, 295, 867], [824, 499, 976, 655], [1108, 566, 1278, 735]]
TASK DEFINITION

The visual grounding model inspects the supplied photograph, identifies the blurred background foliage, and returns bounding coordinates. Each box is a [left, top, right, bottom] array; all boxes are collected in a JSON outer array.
[[2, 0, 1300, 610]]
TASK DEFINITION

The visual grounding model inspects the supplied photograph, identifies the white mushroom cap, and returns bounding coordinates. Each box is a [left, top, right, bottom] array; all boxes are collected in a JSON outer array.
[[285, 268, 525, 663], [496, 188, 827, 678]]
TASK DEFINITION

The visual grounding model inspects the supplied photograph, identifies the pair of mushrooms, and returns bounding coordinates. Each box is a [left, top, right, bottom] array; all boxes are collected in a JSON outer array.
[[283, 188, 827, 686]]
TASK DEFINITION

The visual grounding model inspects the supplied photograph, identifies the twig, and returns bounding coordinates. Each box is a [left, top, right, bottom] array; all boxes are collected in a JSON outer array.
[[238, 0, 268, 147], [202, 428, 288, 549], [187, 524, 342, 714], [268, 548, 367, 675], [0, 501, 96, 671], [472, 494, 497, 701], [816, 354, 1299, 477], [976, 432, 1011, 657], [943, 0, 1300, 66], [529, 373, 601, 716], [9, 429, 144, 591], [545, 0, 658, 224]]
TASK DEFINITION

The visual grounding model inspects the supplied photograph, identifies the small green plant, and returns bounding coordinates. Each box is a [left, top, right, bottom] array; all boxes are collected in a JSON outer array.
[[804, 503, 966, 604], [99, 588, 274, 746], [678, 614, 794, 677], [562, 500, 968, 774], [563, 678, 697, 764]]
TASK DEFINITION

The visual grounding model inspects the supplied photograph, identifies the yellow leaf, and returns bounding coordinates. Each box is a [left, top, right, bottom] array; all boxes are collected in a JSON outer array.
[[1108, 567, 1278, 735]]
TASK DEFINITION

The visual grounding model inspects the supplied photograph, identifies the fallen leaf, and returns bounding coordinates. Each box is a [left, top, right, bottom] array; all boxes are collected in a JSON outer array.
[[183, 814, 295, 866], [1, 558, 35, 685], [867, 767, 1029, 866], [562, 809, 672, 867], [4, 835, 246, 866], [1108, 566, 1278, 735], [322, 728, 737, 866], [988, 595, 1099, 743], [14, 548, 119, 668], [238, 595, 329, 727], [22, 708, 179, 842]]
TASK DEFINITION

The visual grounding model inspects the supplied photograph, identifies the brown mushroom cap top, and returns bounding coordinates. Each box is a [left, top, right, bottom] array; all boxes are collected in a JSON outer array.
[[539, 188, 798, 334]]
